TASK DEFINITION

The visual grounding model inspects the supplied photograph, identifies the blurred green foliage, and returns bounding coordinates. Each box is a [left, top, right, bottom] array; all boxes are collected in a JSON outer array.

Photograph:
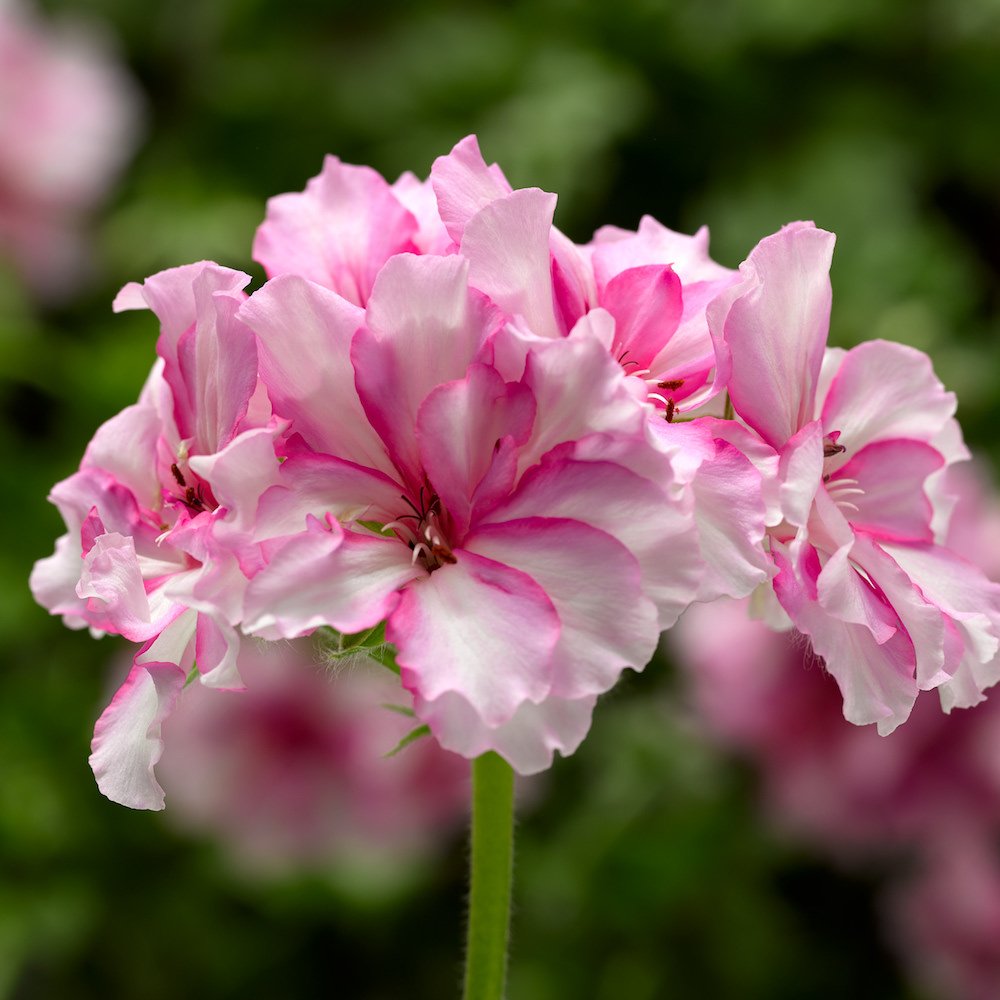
[[5, 0, 1000, 995]]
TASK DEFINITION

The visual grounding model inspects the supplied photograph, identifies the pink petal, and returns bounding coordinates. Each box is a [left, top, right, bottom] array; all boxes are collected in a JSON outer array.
[[76, 532, 180, 641], [485, 452, 700, 628], [710, 221, 836, 449], [601, 264, 683, 371], [391, 171, 452, 254], [243, 515, 422, 639], [416, 363, 535, 536], [820, 340, 962, 465], [89, 659, 187, 810], [773, 543, 918, 734], [252, 154, 419, 306], [831, 439, 944, 543], [239, 274, 394, 476], [517, 313, 645, 471], [413, 688, 596, 774], [29, 533, 89, 628], [388, 550, 559, 727], [430, 135, 513, 244], [777, 421, 825, 530], [353, 254, 499, 483], [884, 543, 1000, 711], [194, 615, 242, 690], [460, 187, 561, 340], [466, 517, 657, 699], [114, 262, 254, 451]]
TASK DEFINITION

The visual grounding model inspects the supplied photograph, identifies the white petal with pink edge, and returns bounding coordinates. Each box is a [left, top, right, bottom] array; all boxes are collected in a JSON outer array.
[[467, 517, 656, 699], [388, 550, 559, 727], [89, 660, 187, 810]]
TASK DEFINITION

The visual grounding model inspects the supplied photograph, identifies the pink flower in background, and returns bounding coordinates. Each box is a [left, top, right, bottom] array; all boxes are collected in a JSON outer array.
[[709, 221, 1000, 733], [30, 262, 284, 809], [238, 251, 701, 774], [0, 1, 141, 299], [157, 641, 469, 880], [887, 828, 1000, 1000]]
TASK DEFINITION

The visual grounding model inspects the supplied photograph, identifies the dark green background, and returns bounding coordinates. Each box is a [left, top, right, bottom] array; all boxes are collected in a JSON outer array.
[[4, 1, 1000, 996]]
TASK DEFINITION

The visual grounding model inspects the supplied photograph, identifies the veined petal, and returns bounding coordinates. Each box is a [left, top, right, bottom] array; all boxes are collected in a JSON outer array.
[[460, 187, 561, 340], [353, 254, 499, 484], [388, 550, 559, 727], [430, 134, 513, 244], [820, 340, 960, 465], [252, 154, 419, 305], [238, 274, 394, 476], [89, 660, 187, 810], [711, 222, 835, 449], [466, 517, 657, 699], [773, 544, 918, 734], [243, 515, 421, 639], [416, 364, 535, 536], [601, 264, 683, 371], [832, 439, 944, 543]]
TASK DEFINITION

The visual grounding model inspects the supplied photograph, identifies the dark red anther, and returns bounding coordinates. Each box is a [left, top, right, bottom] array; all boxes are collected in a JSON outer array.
[[664, 399, 676, 423], [170, 462, 186, 487], [657, 379, 684, 392], [823, 442, 846, 458]]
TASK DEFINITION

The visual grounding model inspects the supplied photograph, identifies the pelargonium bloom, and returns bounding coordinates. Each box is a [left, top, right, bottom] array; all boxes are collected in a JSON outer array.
[[253, 136, 769, 605], [30, 262, 283, 808], [708, 221, 1000, 732], [238, 251, 703, 773]]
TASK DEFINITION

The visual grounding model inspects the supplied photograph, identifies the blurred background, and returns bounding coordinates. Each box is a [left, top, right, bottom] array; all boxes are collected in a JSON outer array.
[[5, 0, 1000, 996]]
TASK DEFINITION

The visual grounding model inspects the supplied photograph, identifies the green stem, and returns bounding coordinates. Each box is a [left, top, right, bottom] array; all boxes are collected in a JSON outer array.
[[463, 752, 516, 1000]]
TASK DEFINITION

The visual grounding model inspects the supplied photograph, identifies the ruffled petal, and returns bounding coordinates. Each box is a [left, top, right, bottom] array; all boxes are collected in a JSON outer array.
[[820, 340, 961, 465], [387, 550, 559, 727], [416, 363, 535, 536], [252, 154, 419, 305], [353, 254, 499, 484], [466, 517, 657, 698], [238, 274, 394, 476], [89, 660, 187, 810], [243, 515, 422, 639], [710, 221, 836, 450], [413, 688, 595, 774], [430, 134, 512, 244]]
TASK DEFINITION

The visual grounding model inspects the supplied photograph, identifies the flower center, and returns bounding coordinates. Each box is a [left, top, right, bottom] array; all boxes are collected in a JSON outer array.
[[616, 351, 684, 422], [168, 461, 216, 515], [386, 487, 457, 572], [820, 431, 864, 515]]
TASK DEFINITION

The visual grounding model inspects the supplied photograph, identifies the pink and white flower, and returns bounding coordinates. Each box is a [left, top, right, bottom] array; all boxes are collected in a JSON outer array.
[[30, 262, 283, 808], [238, 251, 702, 773], [708, 221, 1000, 733]]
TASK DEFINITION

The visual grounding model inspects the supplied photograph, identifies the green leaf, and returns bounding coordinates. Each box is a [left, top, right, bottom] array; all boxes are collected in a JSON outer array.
[[384, 724, 431, 758]]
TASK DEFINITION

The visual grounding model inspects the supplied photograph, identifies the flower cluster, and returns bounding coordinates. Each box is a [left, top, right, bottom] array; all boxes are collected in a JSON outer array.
[[31, 136, 1000, 809]]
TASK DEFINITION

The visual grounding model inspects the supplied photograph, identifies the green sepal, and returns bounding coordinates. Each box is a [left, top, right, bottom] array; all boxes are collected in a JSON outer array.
[[381, 702, 416, 719]]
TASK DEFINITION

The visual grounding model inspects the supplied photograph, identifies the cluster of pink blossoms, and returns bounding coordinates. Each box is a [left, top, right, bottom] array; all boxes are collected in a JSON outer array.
[[31, 136, 1000, 810]]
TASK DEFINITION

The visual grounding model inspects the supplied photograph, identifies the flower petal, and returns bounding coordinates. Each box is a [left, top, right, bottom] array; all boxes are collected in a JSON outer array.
[[89, 660, 187, 810], [710, 221, 836, 450], [388, 550, 559, 727], [252, 154, 419, 305]]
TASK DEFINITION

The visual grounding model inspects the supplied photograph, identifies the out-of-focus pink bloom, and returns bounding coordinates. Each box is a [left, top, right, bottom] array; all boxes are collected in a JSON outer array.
[[0, 1, 140, 299], [157, 641, 469, 880], [709, 221, 1000, 733], [238, 251, 702, 774], [887, 827, 1000, 1000], [30, 263, 283, 809]]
